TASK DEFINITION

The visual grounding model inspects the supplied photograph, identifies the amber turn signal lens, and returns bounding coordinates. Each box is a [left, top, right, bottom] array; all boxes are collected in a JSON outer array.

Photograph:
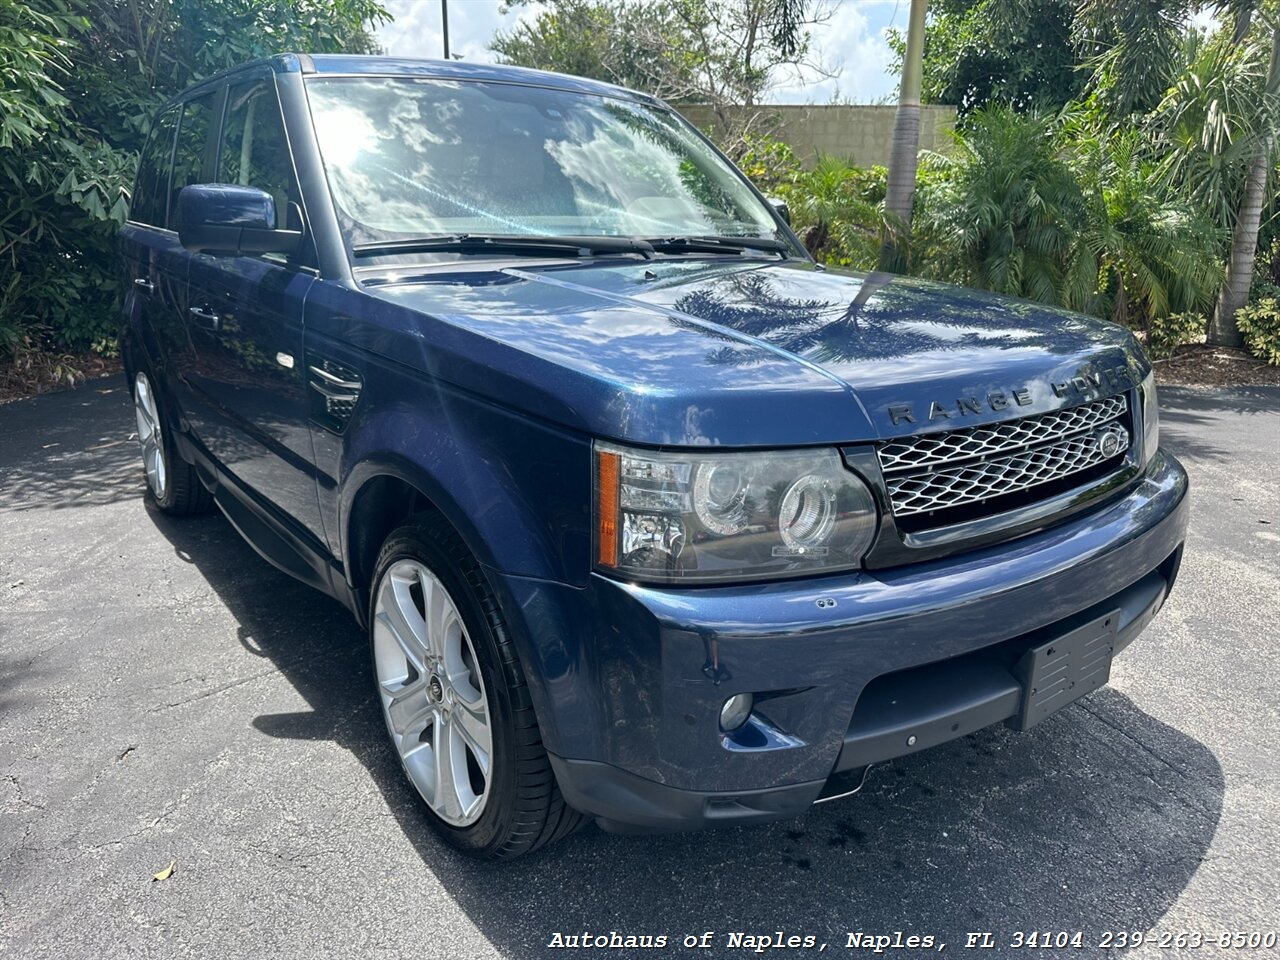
[[596, 449, 620, 567]]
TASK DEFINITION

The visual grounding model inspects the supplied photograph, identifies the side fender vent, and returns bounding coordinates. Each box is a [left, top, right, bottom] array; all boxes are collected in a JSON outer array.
[[307, 357, 362, 432]]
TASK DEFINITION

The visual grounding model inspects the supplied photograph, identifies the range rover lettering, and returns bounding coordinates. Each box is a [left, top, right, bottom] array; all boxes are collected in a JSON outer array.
[[120, 55, 1190, 860]]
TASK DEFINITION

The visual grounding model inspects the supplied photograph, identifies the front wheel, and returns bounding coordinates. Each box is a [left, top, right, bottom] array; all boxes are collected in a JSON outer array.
[[369, 515, 583, 859], [132, 370, 212, 515]]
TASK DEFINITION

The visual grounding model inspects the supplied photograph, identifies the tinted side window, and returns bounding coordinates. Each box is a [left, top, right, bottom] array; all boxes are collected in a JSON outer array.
[[219, 81, 300, 229], [131, 107, 178, 227], [170, 91, 219, 227]]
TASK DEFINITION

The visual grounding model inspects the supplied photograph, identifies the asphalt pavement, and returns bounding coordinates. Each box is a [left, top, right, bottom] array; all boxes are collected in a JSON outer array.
[[1, 381, 1277, 959]]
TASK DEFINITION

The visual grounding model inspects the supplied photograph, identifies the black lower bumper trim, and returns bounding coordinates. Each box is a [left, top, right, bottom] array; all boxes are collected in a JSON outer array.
[[834, 564, 1173, 772], [548, 754, 824, 833]]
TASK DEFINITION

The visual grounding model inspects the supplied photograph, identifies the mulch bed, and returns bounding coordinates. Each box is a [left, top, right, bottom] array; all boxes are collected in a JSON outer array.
[[1152, 344, 1280, 388], [0, 350, 122, 405]]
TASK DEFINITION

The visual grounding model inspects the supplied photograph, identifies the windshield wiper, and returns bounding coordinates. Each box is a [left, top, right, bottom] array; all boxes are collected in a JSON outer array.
[[352, 234, 655, 259], [644, 235, 792, 257]]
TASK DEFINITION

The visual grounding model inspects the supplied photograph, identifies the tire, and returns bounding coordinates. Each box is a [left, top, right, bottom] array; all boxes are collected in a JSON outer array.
[[369, 514, 584, 859], [131, 369, 213, 516]]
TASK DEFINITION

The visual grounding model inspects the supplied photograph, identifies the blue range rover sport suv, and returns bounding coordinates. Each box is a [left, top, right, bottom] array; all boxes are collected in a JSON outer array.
[[120, 54, 1189, 859]]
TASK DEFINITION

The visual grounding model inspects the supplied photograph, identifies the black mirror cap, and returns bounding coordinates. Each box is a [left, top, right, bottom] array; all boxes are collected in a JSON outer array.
[[767, 196, 790, 226], [176, 184, 301, 257]]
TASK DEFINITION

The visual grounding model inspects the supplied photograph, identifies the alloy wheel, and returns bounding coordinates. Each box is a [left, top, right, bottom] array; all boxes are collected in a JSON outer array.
[[133, 372, 167, 500], [372, 559, 493, 827]]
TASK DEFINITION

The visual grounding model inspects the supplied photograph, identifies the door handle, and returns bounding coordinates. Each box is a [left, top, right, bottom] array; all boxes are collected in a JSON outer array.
[[188, 306, 220, 331], [133, 277, 155, 295]]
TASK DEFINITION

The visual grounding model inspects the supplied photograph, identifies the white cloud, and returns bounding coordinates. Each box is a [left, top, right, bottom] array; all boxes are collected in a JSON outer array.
[[1189, 7, 1219, 32], [374, 0, 901, 103], [376, 0, 531, 61], [768, 0, 900, 104]]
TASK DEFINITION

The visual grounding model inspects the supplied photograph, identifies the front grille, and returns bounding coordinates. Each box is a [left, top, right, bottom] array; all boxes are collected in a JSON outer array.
[[877, 395, 1131, 525]]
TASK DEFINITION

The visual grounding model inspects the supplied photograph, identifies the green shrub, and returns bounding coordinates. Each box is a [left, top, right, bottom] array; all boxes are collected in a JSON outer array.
[[782, 156, 886, 270], [1145, 311, 1204, 359], [0, 275, 23, 356], [1249, 239, 1280, 302], [737, 134, 801, 193], [1235, 298, 1280, 367]]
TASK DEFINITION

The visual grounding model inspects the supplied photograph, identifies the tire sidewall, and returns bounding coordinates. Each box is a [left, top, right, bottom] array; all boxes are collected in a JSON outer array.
[[370, 523, 522, 853], [132, 369, 178, 511]]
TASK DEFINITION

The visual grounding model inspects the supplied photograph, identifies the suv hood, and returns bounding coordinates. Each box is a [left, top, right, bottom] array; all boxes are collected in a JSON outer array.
[[362, 258, 1147, 447]]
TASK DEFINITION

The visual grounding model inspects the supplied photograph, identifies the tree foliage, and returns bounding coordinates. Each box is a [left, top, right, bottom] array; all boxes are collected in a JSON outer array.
[[0, 0, 387, 360], [0, 1, 81, 149], [915, 107, 1087, 305], [1073, 0, 1196, 117], [894, 0, 1084, 114], [1154, 27, 1275, 231], [492, 0, 832, 151], [1070, 122, 1223, 332], [895, 0, 1204, 117]]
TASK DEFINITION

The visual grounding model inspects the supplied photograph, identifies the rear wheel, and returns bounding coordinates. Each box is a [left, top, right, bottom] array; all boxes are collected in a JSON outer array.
[[132, 370, 212, 515], [369, 515, 583, 858]]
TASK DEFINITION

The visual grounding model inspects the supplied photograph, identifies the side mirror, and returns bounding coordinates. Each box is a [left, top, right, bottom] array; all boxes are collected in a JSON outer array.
[[767, 196, 790, 226], [176, 184, 301, 256]]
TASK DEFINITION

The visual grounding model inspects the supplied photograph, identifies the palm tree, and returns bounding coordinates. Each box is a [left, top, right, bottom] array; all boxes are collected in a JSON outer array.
[[1074, 0, 1195, 116], [917, 106, 1086, 305], [1155, 15, 1280, 346], [1071, 125, 1223, 333], [1213, 22, 1280, 346], [880, 0, 927, 272]]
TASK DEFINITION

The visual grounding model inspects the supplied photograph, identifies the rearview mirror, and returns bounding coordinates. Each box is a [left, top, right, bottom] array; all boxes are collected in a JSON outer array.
[[767, 196, 790, 226], [177, 184, 301, 257]]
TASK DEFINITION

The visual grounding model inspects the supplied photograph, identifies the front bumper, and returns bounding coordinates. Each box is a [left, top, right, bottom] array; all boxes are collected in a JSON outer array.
[[490, 451, 1190, 832]]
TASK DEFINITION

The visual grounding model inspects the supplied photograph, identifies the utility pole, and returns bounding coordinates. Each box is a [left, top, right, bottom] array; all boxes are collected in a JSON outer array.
[[441, 0, 450, 60], [879, 0, 927, 272]]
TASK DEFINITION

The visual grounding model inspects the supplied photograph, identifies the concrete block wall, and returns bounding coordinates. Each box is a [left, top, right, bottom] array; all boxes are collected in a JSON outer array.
[[676, 104, 958, 168]]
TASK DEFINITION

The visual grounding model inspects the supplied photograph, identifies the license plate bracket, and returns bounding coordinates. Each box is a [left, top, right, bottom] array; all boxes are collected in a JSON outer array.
[[1011, 609, 1119, 731]]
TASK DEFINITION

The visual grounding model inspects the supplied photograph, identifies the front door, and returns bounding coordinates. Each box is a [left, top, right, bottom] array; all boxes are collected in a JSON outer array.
[[182, 77, 326, 545]]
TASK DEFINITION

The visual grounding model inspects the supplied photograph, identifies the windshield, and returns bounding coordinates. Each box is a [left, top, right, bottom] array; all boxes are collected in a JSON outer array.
[[304, 77, 789, 249]]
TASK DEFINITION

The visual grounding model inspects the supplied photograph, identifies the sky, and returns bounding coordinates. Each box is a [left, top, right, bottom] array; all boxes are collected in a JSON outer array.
[[375, 0, 908, 104]]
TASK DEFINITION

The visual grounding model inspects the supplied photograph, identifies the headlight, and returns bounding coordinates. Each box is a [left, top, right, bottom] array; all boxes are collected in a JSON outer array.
[[594, 442, 878, 583], [1139, 370, 1159, 466]]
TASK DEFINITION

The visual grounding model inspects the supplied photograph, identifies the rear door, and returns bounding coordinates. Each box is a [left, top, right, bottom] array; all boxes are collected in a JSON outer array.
[[183, 75, 325, 543], [120, 105, 183, 378]]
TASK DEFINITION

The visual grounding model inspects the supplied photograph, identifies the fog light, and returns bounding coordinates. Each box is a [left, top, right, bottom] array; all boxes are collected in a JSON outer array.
[[719, 693, 754, 732]]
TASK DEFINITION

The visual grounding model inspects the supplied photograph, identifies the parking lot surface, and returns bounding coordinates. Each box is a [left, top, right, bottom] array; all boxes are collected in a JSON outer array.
[[1, 382, 1278, 958]]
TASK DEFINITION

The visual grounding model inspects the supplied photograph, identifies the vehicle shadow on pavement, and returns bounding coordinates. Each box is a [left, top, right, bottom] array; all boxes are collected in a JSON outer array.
[[1158, 386, 1280, 464], [0, 384, 139, 513], [1160, 385, 1280, 418], [148, 507, 1225, 959]]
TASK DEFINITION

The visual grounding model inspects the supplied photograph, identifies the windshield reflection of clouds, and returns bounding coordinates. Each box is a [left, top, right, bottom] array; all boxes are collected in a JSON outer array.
[[305, 77, 777, 244]]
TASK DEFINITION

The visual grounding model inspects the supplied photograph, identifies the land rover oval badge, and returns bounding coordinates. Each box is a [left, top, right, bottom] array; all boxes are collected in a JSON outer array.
[[1095, 424, 1129, 458]]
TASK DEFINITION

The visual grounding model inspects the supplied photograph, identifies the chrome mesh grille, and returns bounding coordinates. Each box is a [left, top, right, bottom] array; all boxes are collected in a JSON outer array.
[[878, 395, 1130, 519]]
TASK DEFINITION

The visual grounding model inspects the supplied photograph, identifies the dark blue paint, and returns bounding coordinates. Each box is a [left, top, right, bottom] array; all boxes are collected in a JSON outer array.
[[360, 258, 1147, 447], [489, 453, 1186, 787], [175, 182, 277, 231], [120, 55, 1190, 831]]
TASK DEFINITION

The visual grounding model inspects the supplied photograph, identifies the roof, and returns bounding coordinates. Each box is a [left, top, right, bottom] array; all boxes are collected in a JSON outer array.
[[173, 53, 654, 105]]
